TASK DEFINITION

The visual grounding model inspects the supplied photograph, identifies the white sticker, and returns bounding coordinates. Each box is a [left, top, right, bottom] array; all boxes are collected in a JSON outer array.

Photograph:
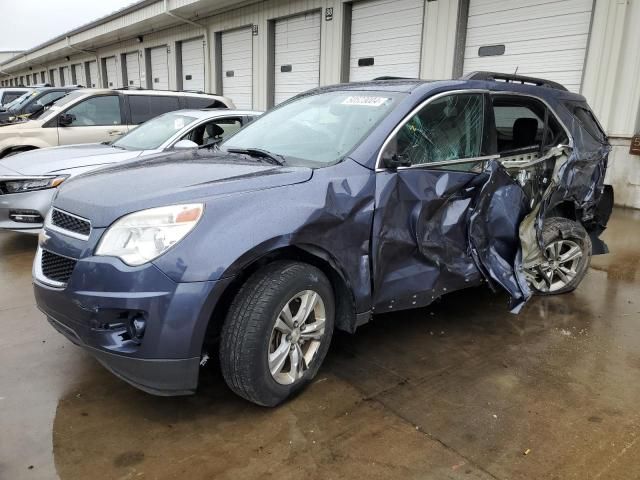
[[342, 96, 389, 107], [174, 118, 186, 129]]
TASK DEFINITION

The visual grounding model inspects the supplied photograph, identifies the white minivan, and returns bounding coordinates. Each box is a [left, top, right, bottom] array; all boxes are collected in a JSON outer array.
[[0, 89, 234, 158]]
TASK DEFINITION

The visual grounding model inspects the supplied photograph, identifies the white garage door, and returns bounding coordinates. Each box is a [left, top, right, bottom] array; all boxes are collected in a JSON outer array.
[[349, 0, 425, 82], [181, 38, 205, 91], [274, 12, 321, 105], [51, 69, 59, 87], [463, 0, 594, 92], [72, 63, 85, 85], [125, 52, 141, 87], [221, 27, 253, 109], [87, 61, 98, 87], [150, 46, 169, 90], [104, 57, 118, 88]]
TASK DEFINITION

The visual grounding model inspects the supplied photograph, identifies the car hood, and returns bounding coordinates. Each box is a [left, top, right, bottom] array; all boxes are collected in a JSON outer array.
[[0, 144, 143, 176], [53, 150, 314, 228]]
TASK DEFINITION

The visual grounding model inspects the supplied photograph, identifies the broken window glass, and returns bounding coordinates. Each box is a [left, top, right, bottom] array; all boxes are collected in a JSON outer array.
[[388, 93, 484, 166]]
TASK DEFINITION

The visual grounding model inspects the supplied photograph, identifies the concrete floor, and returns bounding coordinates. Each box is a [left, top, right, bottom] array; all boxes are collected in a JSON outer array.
[[1, 208, 639, 480]]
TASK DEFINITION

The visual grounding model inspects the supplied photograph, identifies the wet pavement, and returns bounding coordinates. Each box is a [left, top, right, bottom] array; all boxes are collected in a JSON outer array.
[[1, 208, 639, 480]]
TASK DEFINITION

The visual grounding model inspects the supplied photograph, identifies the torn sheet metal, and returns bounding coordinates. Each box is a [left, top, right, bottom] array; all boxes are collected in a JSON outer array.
[[371, 105, 611, 315], [469, 161, 531, 312], [372, 168, 484, 313]]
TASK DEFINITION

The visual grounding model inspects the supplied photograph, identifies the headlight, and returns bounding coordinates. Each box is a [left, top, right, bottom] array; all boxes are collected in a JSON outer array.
[[95, 204, 204, 266], [0, 175, 68, 194]]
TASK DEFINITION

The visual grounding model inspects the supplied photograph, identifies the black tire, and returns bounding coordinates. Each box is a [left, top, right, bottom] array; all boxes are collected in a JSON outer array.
[[2, 148, 35, 158], [529, 217, 592, 295], [2, 150, 23, 158], [219, 261, 335, 406]]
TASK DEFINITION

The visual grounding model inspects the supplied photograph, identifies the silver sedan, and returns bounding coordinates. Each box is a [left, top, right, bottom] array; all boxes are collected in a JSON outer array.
[[0, 108, 261, 233]]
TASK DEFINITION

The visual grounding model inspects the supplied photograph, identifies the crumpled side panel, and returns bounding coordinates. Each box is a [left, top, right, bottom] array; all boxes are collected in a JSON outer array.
[[538, 101, 611, 238], [371, 169, 485, 313], [519, 101, 612, 272], [469, 161, 531, 313]]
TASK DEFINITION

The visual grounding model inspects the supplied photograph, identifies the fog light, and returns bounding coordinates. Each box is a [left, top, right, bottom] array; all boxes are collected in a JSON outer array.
[[9, 209, 44, 224], [131, 316, 146, 339]]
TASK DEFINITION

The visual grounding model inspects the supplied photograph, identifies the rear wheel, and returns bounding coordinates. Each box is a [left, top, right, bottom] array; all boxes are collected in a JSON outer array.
[[219, 261, 335, 406], [526, 217, 592, 295]]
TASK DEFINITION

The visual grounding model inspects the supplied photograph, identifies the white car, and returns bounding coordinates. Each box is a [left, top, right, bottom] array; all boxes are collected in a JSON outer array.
[[0, 109, 261, 233], [0, 88, 234, 158]]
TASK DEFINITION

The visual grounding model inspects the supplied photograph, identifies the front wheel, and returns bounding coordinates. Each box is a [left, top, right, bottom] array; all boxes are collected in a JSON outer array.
[[526, 217, 592, 295], [219, 261, 335, 406]]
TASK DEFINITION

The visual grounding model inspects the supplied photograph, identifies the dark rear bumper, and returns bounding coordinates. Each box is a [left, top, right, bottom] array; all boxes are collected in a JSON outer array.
[[588, 184, 614, 255]]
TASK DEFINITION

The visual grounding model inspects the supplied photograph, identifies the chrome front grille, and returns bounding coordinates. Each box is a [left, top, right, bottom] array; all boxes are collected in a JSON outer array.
[[50, 208, 91, 239]]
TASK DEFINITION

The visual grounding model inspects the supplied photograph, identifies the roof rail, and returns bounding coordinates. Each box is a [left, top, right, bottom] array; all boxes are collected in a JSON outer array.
[[372, 76, 417, 81], [461, 71, 568, 91]]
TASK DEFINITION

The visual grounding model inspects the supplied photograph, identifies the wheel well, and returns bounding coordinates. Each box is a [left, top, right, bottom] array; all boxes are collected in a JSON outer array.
[[0, 145, 39, 158], [202, 246, 357, 352], [546, 201, 577, 221]]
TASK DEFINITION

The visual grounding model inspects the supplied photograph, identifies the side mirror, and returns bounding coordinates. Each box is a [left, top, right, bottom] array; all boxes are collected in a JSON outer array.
[[58, 113, 75, 127], [173, 139, 199, 150], [382, 151, 411, 169]]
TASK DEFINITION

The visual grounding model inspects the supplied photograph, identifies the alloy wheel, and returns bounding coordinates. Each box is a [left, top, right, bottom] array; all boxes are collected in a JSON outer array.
[[528, 239, 584, 293], [268, 290, 326, 385]]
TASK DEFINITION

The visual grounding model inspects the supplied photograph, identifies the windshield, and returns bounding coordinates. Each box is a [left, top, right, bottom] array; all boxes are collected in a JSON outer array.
[[222, 91, 405, 166], [30, 90, 83, 120], [114, 112, 198, 150], [4, 91, 36, 112]]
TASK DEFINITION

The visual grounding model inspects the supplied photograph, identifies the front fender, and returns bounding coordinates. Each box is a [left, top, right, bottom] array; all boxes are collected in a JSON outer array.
[[152, 159, 376, 313]]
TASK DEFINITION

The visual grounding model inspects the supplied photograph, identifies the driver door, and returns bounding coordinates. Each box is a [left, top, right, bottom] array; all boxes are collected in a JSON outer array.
[[371, 91, 498, 313], [57, 95, 128, 146]]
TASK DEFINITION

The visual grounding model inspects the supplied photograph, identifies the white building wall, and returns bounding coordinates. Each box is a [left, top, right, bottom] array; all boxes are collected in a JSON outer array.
[[581, 0, 640, 209]]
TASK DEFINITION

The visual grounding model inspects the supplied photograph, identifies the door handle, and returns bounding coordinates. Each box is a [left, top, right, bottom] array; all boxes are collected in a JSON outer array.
[[108, 130, 123, 136]]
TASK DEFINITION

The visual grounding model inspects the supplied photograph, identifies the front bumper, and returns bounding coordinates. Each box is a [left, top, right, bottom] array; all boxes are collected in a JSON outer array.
[[47, 314, 201, 395], [0, 188, 54, 233], [34, 238, 233, 395]]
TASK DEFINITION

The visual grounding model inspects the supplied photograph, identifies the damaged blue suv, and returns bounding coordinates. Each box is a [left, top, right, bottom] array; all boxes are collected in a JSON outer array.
[[34, 72, 613, 406]]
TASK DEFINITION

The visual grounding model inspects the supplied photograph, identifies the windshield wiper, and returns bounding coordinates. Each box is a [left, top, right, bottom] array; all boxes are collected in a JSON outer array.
[[226, 148, 285, 166]]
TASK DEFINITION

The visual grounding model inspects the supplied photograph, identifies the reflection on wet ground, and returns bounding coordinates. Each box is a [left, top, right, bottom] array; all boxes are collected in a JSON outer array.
[[0, 208, 639, 479]]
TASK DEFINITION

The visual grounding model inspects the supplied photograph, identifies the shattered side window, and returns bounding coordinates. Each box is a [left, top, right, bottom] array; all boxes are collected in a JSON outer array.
[[567, 103, 607, 144], [389, 93, 484, 166]]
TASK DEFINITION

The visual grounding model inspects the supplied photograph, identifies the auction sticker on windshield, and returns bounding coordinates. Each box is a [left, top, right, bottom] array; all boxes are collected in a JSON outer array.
[[342, 96, 389, 107]]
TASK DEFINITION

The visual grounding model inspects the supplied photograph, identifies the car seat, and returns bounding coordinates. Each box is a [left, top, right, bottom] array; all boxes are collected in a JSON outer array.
[[512, 118, 538, 149], [204, 123, 225, 145]]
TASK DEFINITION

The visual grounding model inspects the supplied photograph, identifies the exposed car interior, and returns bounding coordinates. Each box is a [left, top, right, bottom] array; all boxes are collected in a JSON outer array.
[[494, 96, 569, 206], [183, 118, 243, 146], [493, 95, 566, 160]]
